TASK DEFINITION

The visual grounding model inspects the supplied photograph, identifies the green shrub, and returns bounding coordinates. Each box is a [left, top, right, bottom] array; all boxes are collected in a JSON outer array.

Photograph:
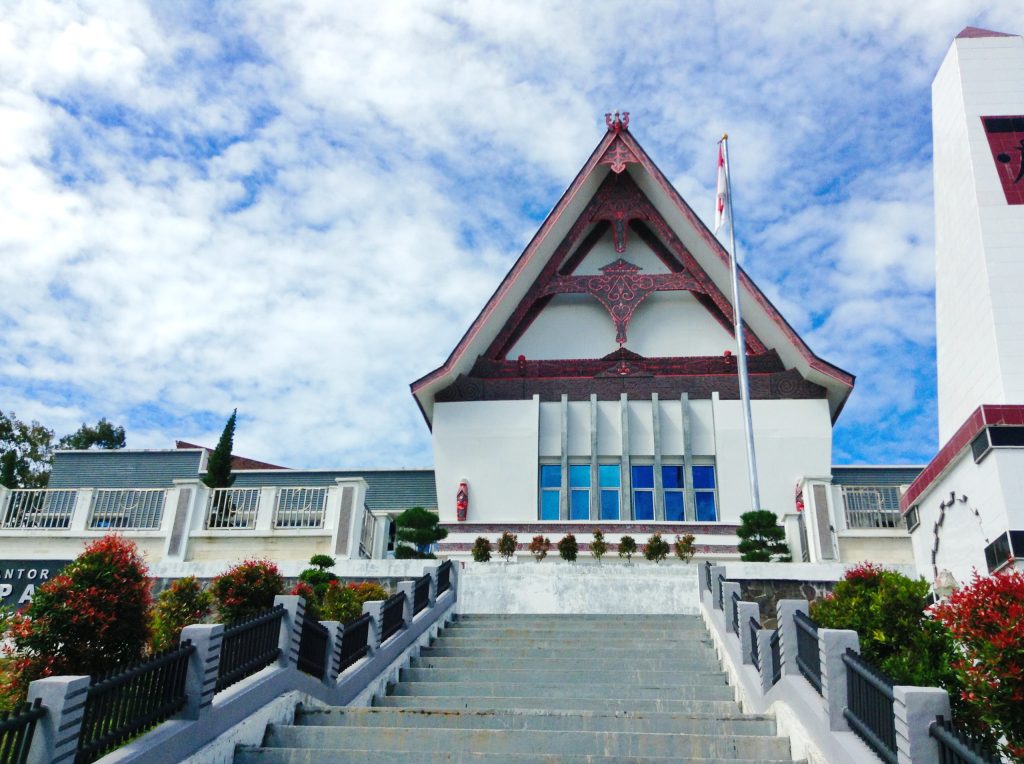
[[528, 535, 550, 562], [497, 531, 518, 561], [321, 581, 389, 624], [643, 533, 670, 563], [618, 535, 637, 562], [674, 533, 696, 563], [590, 529, 607, 561], [152, 576, 212, 652], [211, 559, 284, 624], [557, 533, 578, 562], [3, 536, 152, 705], [394, 506, 447, 558], [291, 554, 339, 619], [736, 510, 790, 562], [471, 537, 492, 562]]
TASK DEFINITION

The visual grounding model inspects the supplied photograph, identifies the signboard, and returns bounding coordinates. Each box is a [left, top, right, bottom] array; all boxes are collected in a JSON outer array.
[[982, 116, 1024, 205], [0, 561, 73, 608]]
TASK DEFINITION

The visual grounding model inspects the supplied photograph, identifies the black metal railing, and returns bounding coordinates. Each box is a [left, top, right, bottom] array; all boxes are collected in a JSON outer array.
[[930, 716, 1001, 764], [413, 574, 431, 615], [296, 617, 329, 680], [731, 592, 740, 637], [380, 592, 406, 643], [716, 573, 725, 609], [216, 605, 284, 693], [748, 617, 761, 671], [770, 629, 782, 685], [335, 613, 371, 675], [843, 648, 897, 764], [436, 560, 452, 595], [704, 560, 712, 592], [0, 698, 45, 764], [75, 642, 194, 764], [793, 609, 822, 694]]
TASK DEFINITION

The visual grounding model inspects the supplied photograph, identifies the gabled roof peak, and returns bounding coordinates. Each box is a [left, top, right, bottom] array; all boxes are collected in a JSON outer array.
[[956, 26, 1017, 39]]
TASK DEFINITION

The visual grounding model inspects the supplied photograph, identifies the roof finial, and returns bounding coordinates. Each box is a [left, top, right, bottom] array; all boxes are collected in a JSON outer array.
[[605, 111, 630, 133]]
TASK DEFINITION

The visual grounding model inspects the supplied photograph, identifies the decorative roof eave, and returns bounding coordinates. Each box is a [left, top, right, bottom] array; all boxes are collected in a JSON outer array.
[[411, 122, 855, 425]]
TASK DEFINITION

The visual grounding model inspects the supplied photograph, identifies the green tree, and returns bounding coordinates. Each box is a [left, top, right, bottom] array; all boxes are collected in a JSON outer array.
[[151, 577, 212, 652], [497, 531, 518, 561], [643, 533, 670, 563], [57, 418, 126, 450], [292, 555, 339, 618], [557, 533, 578, 562], [394, 506, 448, 558], [590, 529, 607, 562], [0, 451, 16, 489], [618, 535, 637, 562], [210, 558, 283, 623], [471, 537, 492, 563], [736, 510, 791, 562], [203, 409, 237, 489], [0, 410, 54, 488]]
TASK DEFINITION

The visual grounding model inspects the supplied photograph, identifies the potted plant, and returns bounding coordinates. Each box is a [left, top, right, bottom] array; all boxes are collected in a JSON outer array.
[[528, 535, 551, 562], [591, 529, 607, 562], [618, 535, 637, 563], [557, 533, 578, 562], [497, 531, 518, 562]]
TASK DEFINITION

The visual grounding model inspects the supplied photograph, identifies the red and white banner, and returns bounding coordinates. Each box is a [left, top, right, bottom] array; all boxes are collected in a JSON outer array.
[[715, 141, 728, 233]]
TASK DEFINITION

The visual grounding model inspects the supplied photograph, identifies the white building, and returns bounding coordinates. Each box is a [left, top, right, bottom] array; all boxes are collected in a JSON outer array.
[[411, 113, 890, 559], [900, 27, 1024, 584]]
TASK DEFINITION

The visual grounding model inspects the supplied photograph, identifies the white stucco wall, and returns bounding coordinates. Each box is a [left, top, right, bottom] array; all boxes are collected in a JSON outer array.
[[933, 34, 1024, 441], [432, 399, 540, 523]]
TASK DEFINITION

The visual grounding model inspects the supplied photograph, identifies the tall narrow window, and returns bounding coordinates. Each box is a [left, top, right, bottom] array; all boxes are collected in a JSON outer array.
[[599, 464, 620, 521], [539, 465, 561, 521], [693, 465, 718, 521], [569, 465, 591, 520], [661, 465, 685, 521], [631, 465, 655, 521]]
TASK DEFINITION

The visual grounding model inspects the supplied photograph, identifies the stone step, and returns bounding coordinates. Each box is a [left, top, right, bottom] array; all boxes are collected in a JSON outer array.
[[398, 667, 728, 685], [409, 654, 723, 671], [372, 694, 744, 715], [453, 614, 701, 622], [261, 724, 793, 760], [432, 636, 708, 648], [419, 645, 715, 659], [235, 746, 800, 764], [296, 706, 778, 736], [387, 681, 735, 700], [443, 623, 709, 634]]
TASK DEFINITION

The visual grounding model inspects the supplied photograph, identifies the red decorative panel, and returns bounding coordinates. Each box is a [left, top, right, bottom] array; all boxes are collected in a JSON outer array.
[[599, 136, 640, 174], [982, 116, 1024, 205]]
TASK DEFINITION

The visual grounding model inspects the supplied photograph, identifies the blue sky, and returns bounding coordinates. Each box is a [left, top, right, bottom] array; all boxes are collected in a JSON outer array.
[[0, 1, 1018, 469]]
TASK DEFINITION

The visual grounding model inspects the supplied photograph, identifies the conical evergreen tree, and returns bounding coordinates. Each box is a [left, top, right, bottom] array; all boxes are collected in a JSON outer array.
[[203, 410, 237, 489]]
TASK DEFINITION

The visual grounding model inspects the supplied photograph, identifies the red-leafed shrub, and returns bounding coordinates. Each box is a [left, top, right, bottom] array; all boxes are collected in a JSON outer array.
[[933, 568, 1024, 760], [3, 535, 152, 705], [211, 559, 284, 624]]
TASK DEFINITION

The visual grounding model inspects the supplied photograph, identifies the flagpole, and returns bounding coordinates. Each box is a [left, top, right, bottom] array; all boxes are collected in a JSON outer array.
[[720, 134, 762, 511]]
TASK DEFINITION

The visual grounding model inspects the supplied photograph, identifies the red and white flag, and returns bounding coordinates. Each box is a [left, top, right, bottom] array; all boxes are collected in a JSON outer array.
[[715, 141, 728, 234]]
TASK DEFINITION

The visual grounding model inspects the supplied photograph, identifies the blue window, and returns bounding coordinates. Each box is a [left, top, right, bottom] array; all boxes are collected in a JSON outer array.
[[539, 465, 561, 521], [599, 465, 620, 521], [631, 465, 654, 521], [663, 465, 685, 521], [569, 465, 590, 520], [693, 465, 717, 521]]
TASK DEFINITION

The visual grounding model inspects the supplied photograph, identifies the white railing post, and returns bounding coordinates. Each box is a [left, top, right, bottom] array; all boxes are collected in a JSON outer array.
[[737, 600, 760, 665], [179, 623, 224, 720], [723, 581, 742, 634], [757, 630, 775, 694], [164, 479, 207, 561], [361, 601, 384, 653], [893, 686, 950, 764], [255, 487, 277, 532], [0, 486, 9, 523], [273, 595, 305, 670], [423, 565, 439, 608], [333, 478, 369, 559], [69, 488, 93, 532], [820, 628, 860, 731], [26, 675, 90, 764], [776, 599, 809, 676], [320, 621, 341, 686], [396, 581, 415, 626]]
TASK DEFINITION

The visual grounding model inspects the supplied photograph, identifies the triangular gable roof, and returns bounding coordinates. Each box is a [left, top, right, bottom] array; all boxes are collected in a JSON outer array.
[[956, 26, 1017, 39], [411, 116, 854, 424]]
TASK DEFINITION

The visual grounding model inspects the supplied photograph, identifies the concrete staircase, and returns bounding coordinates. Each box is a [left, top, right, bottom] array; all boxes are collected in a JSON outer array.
[[236, 614, 798, 763]]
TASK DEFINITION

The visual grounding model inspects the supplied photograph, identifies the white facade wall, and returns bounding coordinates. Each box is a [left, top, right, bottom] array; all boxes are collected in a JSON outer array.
[[431, 394, 832, 525], [933, 34, 1024, 441]]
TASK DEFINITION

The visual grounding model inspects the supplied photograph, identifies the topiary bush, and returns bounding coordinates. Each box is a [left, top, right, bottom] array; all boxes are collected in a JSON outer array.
[[528, 535, 550, 562], [643, 533, 670, 563], [210, 559, 284, 624], [291, 554, 339, 620], [674, 533, 696, 563], [933, 569, 1024, 759], [736, 510, 791, 562], [557, 533, 578, 562], [393, 506, 446, 558], [590, 529, 607, 562], [3, 535, 152, 704], [471, 537, 492, 563], [497, 531, 518, 561], [321, 581, 389, 624], [152, 576, 212, 652], [618, 535, 637, 562]]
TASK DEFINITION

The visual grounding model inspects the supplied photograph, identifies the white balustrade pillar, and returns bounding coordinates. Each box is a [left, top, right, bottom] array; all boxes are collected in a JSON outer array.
[[255, 487, 277, 532], [776, 599, 809, 676], [69, 488, 93, 532]]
